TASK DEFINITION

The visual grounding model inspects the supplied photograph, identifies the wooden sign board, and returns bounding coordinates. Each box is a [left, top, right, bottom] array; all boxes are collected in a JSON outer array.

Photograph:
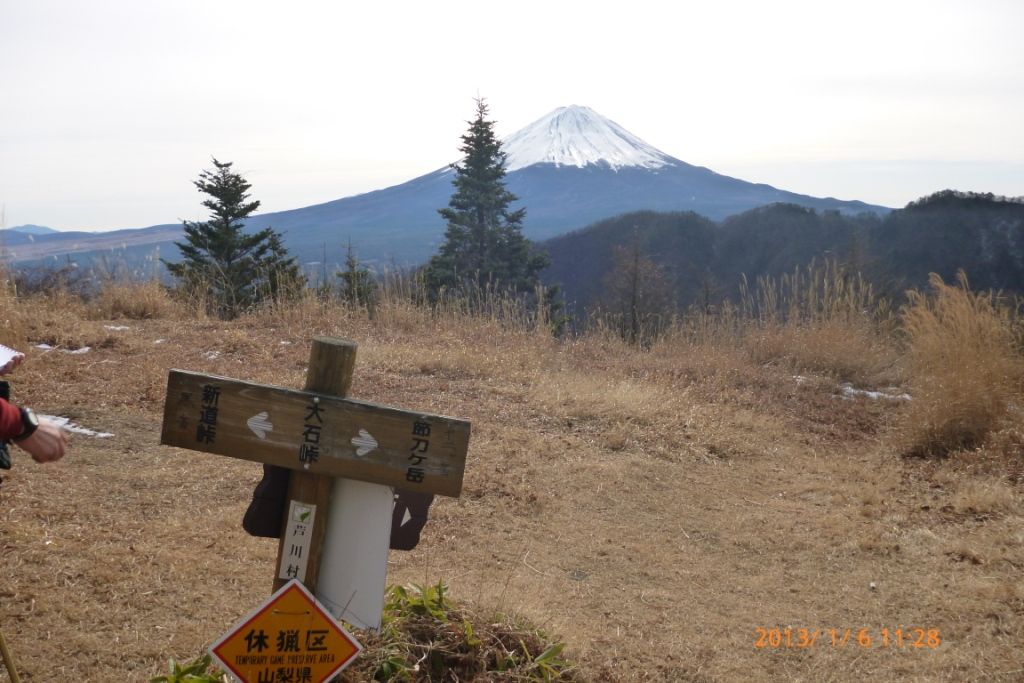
[[161, 369, 470, 497], [210, 579, 361, 683]]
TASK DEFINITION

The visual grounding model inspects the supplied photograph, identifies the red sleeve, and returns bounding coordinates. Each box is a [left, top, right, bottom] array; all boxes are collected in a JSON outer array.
[[0, 399, 23, 440]]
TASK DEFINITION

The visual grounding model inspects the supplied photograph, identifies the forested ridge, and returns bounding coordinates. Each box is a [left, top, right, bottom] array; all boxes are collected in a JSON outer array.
[[542, 190, 1024, 314]]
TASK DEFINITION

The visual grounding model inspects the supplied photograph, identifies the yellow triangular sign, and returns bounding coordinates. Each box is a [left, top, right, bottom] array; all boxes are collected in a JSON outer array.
[[210, 579, 361, 683]]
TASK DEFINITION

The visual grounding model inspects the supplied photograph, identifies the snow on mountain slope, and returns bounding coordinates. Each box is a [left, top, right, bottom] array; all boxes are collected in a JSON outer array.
[[503, 105, 675, 171]]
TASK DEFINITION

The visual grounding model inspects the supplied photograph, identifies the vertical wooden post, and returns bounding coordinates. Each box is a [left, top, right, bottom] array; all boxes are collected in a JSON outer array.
[[273, 337, 357, 593]]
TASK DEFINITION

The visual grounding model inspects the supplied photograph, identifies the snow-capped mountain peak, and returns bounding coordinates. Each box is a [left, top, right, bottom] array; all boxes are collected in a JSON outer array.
[[503, 105, 675, 172]]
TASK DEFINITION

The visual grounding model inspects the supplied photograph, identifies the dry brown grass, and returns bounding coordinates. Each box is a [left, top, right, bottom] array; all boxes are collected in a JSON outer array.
[[0, 270, 26, 349], [88, 279, 185, 320], [649, 261, 899, 390], [900, 271, 1024, 458], [734, 261, 898, 386], [948, 477, 1021, 516], [528, 372, 683, 425], [743, 319, 897, 385], [0, 275, 1020, 681]]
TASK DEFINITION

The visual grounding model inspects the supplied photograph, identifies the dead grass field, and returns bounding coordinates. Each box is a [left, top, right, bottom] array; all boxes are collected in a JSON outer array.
[[0, 285, 1022, 682]]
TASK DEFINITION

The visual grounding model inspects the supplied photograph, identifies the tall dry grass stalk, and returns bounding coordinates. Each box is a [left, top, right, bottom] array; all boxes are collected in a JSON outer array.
[[900, 271, 1023, 457], [739, 258, 887, 326], [245, 283, 345, 335], [0, 264, 26, 348], [243, 271, 557, 382], [741, 261, 895, 383], [655, 260, 897, 385], [89, 279, 185, 320], [359, 274, 555, 350]]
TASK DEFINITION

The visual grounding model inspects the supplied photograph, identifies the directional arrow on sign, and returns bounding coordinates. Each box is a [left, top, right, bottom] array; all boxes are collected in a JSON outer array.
[[351, 429, 378, 457], [162, 369, 470, 497], [246, 412, 274, 439]]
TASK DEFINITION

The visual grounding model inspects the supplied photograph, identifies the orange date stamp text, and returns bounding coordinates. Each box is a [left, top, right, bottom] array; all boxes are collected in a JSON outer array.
[[755, 627, 942, 649]]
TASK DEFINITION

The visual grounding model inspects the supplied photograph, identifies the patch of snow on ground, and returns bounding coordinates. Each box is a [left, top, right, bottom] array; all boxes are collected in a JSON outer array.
[[203, 351, 220, 359], [34, 344, 91, 354], [103, 325, 130, 331], [838, 383, 911, 401], [44, 415, 114, 438]]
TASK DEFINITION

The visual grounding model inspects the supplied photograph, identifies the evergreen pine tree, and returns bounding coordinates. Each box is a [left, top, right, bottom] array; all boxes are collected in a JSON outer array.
[[165, 158, 302, 318], [336, 239, 376, 309], [423, 99, 549, 296], [257, 229, 304, 303]]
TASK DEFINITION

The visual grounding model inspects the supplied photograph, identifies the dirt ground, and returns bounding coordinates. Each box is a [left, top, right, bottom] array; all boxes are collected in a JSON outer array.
[[0, 314, 1021, 681]]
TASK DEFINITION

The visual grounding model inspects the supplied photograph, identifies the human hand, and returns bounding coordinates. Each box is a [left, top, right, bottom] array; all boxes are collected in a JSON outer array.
[[0, 352, 24, 375], [15, 418, 67, 463]]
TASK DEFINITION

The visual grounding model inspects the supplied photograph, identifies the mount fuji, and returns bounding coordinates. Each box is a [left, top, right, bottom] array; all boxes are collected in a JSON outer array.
[[5, 105, 888, 268]]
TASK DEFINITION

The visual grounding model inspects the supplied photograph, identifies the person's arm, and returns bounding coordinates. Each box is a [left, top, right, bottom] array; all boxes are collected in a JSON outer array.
[[0, 398, 21, 440], [15, 418, 67, 463], [0, 399, 67, 463]]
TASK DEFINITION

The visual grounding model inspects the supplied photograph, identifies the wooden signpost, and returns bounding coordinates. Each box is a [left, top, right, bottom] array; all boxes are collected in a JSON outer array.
[[161, 369, 470, 497], [160, 337, 470, 637]]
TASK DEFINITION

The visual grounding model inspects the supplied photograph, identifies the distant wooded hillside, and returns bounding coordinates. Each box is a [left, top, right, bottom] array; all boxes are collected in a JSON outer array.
[[541, 191, 1024, 315]]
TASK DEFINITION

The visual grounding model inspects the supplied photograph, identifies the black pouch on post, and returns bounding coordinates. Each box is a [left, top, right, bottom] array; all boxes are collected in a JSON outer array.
[[242, 464, 289, 538]]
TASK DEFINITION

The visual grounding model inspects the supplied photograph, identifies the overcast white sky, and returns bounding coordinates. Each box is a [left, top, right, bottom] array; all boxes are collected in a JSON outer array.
[[2, 0, 1022, 231]]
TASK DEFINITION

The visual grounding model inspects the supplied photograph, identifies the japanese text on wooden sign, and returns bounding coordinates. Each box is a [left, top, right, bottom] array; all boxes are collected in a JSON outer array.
[[160, 370, 471, 497]]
